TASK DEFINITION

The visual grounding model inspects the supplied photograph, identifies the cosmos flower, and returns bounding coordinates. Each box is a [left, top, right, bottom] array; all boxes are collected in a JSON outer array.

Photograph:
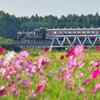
[[92, 68, 100, 79], [18, 50, 29, 59], [5, 51, 16, 61], [60, 55, 64, 59], [44, 47, 49, 52], [15, 73, 21, 80], [35, 84, 45, 93], [0, 48, 4, 55], [96, 46, 100, 51], [66, 51, 75, 58], [73, 45, 84, 56], [0, 88, 8, 97], [77, 87, 84, 93]]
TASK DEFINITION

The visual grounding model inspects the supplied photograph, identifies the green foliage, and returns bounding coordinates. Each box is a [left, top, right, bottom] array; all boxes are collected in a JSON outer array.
[[29, 49, 41, 56], [0, 37, 5, 40], [0, 37, 13, 50], [1, 11, 100, 39]]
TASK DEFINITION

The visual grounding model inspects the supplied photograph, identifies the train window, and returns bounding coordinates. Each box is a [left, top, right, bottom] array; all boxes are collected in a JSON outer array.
[[54, 31, 56, 34], [30, 34, 33, 37], [59, 32, 62, 34], [46, 31, 49, 34], [50, 32, 53, 35], [91, 31, 95, 33], [64, 31, 67, 33], [77, 31, 81, 33], [96, 31, 99, 34], [68, 31, 71, 33], [86, 31, 90, 33], [27, 34, 30, 36], [19, 34, 22, 36], [73, 31, 76, 33], [82, 31, 85, 33]]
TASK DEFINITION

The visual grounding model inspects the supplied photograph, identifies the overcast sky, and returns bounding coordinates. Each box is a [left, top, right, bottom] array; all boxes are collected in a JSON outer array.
[[0, 0, 100, 18]]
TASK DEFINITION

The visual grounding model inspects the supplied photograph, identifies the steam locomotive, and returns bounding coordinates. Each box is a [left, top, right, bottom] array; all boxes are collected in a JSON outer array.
[[10, 27, 100, 49]]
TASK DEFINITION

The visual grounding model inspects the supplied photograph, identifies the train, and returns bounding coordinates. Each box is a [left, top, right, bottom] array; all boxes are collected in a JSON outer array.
[[10, 27, 100, 50]]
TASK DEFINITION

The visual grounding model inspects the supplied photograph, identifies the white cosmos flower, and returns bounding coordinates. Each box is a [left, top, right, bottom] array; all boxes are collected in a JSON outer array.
[[5, 51, 16, 61], [0, 68, 6, 75], [0, 85, 5, 90]]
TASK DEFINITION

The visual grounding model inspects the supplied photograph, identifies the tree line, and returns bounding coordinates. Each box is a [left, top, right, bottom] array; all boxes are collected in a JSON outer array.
[[0, 11, 100, 39]]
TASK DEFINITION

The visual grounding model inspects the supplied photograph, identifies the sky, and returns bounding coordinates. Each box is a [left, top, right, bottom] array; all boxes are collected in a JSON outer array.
[[0, 0, 100, 18]]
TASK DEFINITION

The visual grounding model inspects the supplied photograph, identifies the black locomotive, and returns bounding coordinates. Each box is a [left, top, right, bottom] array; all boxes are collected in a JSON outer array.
[[14, 28, 45, 40]]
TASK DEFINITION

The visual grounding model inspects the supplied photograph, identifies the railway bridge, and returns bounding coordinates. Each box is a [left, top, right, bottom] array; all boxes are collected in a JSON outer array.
[[10, 34, 100, 50]]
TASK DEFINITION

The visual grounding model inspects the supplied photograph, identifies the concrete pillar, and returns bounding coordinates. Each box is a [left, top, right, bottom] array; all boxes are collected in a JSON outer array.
[[49, 47, 52, 51]]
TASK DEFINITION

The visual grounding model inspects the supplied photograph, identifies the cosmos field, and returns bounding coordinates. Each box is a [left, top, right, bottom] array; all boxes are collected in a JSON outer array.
[[0, 45, 100, 100]]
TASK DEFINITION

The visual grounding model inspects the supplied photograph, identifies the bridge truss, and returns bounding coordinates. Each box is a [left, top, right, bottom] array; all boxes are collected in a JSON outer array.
[[50, 35, 100, 49]]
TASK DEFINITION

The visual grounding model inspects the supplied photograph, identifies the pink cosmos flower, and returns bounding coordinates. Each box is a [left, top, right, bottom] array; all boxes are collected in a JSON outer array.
[[21, 79, 29, 85], [58, 73, 67, 81], [39, 80, 46, 85], [0, 60, 4, 67], [0, 59, 9, 67], [6, 66, 13, 72], [26, 84, 30, 94], [0, 48, 4, 55], [0, 88, 8, 97], [59, 66, 67, 72], [52, 70, 59, 74], [44, 47, 49, 52], [38, 55, 46, 65], [18, 50, 29, 59], [68, 86, 73, 90], [31, 93, 36, 98], [96, 46, 100, 51], [66, 45, 84, 58], [15, 73, 20, 80], [38, 55, 50, 68], [60, 55, 64, 59], [66, 51, 75, 58], [77, 60, 83, 67], [35, 84, 45, 93], [12, 81, 15, 86], [95, 60, 100, 67], [92, 87, 98, 93], [84, 80, 90, 85], [77, 87, 84, 93], [92, 68, 99, 79], [24, 61, 36, 74], [14, 58, 22, 70], [92, 83, 100, 93], [5, 82, 9, 87], [5, 75, 10, 81], [73, 45, 84, 56], [66, 58, 77, 68]]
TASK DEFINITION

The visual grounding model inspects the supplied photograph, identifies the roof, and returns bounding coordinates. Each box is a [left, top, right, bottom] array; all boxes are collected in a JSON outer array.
[[46, 27, 100, 31]]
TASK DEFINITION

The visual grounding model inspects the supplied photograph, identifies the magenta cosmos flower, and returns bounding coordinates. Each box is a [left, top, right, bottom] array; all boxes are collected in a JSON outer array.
[[0, 47, 4, 55], [44, 47, 49, 52], [96, 46, 100, 51]]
